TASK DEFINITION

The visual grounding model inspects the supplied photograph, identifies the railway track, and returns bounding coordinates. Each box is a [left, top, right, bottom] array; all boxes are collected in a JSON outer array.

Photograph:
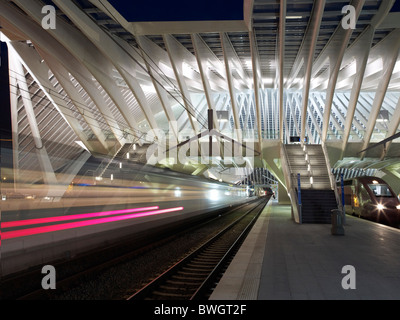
[[4, 200, 264, 300], [127, 199, 267, 300]]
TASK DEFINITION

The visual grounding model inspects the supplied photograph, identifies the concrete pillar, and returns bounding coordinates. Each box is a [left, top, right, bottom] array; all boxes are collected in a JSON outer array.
[[278, 181, 291, 204]]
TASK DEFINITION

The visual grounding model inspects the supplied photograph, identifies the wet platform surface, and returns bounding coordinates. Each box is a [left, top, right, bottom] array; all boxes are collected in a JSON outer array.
[[210, 200, 400, 300]]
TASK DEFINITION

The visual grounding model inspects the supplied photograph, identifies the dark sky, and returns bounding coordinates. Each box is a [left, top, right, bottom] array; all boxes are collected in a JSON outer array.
[[0, 42, 12, 137], [391, 0, 400, 12], [108, 0, 244, 22]]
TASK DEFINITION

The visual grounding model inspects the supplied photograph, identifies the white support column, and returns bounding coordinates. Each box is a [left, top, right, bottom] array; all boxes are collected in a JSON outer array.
[[315, 93, 342, 138], [135, 35, 178, 139], [42, 53, 110, 153], [8, 41, 97, 154], [283, 99, 291, 143], [191, 34, 220, 130], [285, 0, 325, 143], [163, 34, 200, 133], [360, 29, 400, 159], [9, 65, 19, 188], [339, 68, 371, 143], [52, 0, 159, 134], [341, 1, 395, 156], [249, 30, 263, 151], [11, 0, 141, 140], [0, 3, 126, 147], [278, 0, 286, 143], [381, 95, 400, 159], [291, 94, 301, 136], [320, 0, 365, 143], [220, 32, 244, 142], [308, 101, 323, 143], [35, 45, 126, 146], [9, 55, 57, 187]]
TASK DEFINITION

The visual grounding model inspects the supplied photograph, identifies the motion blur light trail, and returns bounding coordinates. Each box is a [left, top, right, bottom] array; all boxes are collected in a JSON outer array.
[[1, 206, 160, 228], [1, 206, 184, 240]]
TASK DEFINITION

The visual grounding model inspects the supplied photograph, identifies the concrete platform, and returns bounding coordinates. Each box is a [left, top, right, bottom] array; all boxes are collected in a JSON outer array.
[[210, 199, 400, 300]]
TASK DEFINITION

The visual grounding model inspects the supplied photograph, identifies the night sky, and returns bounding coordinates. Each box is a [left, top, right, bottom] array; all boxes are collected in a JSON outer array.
[[108, 0, 244, 22]]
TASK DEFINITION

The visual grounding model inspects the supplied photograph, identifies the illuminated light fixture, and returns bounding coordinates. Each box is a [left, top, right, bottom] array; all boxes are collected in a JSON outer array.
[[110, 174, 113, 181], [310, 176, 313, 185], [308, 164, 311, 171], [216, 110, 229, 122], [2, 206, 184, 239], [372, 180, 379, 184], [133, 144, 136, 151], [119, 162, 122, 169], [2, 206, 160, 228], [396, 204, 400, 210], [75, 141, 89, 152], [126, 152, 130, 159], [208, 189, 220, 201], [377, 203, 385, 211], [305, 154, 308, 161], [174, 188, 181, 197], [286, 15, 302, 19], [95, 176, 102, 181], [376, 110, 389, 122]]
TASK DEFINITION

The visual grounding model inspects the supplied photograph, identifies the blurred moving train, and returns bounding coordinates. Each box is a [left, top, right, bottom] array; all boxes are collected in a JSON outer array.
[[338, 176, 400, 227], [1, 152, 270, 276]]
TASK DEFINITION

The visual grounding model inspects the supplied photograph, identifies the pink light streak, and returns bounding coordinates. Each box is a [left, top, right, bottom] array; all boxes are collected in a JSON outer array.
[[2, 206, 184, 240], [1, 206, 159, 228]]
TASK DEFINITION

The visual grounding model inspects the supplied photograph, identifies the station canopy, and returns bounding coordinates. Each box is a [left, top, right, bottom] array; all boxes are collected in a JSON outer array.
[[1, 0, 400, 185]]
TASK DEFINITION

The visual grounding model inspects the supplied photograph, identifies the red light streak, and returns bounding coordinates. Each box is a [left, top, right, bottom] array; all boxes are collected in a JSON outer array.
[[2, 206, 184, 240], [1, 206, 159, 228]]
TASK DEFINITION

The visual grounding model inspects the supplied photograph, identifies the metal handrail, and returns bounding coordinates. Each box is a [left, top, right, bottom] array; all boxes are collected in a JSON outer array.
[[281, 143, 302, 223], [321, 142, 341, 208]]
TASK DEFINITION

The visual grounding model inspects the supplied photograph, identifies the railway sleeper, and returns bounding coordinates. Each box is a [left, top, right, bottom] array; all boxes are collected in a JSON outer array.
[[186, 263, 215, 269], [197, 252, 224, 258], [182, 266, 213, 273], [166, 279, 203, 286], [152, 291, 192, 298], [192, 258, 221, 264], [159, 284, 196, 291], [172, 274, 206, 281], [178, 270, 210, 276], [203, 247, 230, 253]]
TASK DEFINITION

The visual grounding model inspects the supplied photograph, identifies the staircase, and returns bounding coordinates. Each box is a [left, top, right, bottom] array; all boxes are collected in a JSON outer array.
[[98, 143, 134, 178], [301, 189, 337, 223], [285, 144, 338, 224]]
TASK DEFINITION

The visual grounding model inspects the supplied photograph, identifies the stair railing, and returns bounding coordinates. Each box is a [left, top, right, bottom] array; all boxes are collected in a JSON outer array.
[[98, 143, 126, 178], [321, 142, 341, 208], [281, 144, 302, 223]]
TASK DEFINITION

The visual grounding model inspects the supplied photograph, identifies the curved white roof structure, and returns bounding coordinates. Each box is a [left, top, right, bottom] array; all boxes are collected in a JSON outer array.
[[1, 0, 400, 187]]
